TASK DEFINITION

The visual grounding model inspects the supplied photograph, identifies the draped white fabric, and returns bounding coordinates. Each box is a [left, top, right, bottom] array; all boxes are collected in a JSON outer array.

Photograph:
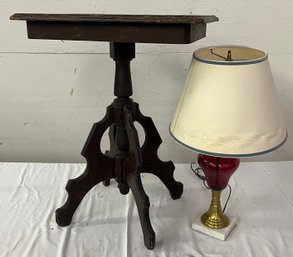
[[0, 162, 292, 257]]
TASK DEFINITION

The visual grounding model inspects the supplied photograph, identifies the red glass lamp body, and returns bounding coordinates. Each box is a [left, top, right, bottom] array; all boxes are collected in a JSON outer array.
[[198, 154, 240, 229], [198, 154, 240, 191]]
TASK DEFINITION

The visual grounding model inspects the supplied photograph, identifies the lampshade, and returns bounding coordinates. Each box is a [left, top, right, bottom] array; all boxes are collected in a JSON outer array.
[[170, 46, 287, 157]]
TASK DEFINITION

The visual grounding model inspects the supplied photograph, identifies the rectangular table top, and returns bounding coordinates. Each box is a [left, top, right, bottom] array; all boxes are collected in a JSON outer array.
[[11, 13, 218, 24], [10, 13, 218, 44]]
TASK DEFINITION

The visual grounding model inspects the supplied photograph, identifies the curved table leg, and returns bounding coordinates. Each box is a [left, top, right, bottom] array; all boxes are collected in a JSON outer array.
[[124, 106, 155, 249], [56, 105, 116, 226], [134, 104, 183, 199], [56, 161, 113, 226], [128, 174, 156, 249]]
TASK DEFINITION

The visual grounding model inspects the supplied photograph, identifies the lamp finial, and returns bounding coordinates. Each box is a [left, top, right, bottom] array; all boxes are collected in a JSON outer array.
[[226, 50, 233, 61]]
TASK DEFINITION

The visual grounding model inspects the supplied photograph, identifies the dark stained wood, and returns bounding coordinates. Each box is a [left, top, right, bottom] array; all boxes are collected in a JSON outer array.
[[10, 13, 218, 24], [55, 104, 116, 226], [28, 21, 206, 44], [55, 42, 183, 249], [135, 106, 183, 200], [123, 105, 155, 249], [110, 42, 135, 97], [10, 13, 218, 44]]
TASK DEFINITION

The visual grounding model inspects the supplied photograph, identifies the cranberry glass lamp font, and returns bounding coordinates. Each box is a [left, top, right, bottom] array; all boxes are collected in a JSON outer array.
[[198, 155, 239, 228], [170, 46, 287, 238]]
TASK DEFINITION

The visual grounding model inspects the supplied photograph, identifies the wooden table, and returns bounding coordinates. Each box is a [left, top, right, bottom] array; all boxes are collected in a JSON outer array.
[[10, 13, 218, 249]]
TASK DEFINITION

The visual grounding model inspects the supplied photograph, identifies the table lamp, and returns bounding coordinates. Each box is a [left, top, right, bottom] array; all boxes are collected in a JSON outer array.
[[170, 46, 287, 240]]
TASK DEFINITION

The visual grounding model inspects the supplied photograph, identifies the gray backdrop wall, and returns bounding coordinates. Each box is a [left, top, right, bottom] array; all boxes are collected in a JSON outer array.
[[1, 0, 292, 163]]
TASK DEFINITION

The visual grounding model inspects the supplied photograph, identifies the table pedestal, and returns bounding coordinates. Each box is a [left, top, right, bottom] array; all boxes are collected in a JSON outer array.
[[55, 42, 183, 249]]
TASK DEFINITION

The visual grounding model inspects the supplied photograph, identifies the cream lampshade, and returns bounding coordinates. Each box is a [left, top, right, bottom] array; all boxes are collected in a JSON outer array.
[[170, 46, 287, 157], [170, 46, 287, 240]]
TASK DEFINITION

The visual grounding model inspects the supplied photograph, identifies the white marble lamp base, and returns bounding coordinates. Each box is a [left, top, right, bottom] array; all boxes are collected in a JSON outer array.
[[191, 216, 238, 241]]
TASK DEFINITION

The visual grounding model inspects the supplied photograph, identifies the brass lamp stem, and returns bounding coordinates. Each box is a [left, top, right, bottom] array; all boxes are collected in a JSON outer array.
[[201, 190, 230, 229]]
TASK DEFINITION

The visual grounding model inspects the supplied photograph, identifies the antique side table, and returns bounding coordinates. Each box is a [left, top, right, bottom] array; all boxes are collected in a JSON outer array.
[[10, 13, 218, 249]]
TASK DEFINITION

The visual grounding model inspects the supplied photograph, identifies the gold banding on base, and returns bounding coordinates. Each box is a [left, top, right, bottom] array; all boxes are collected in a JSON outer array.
[[201, 190, 230, 229]]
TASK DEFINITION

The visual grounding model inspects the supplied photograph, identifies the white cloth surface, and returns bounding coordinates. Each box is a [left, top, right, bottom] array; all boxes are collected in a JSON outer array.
[[0, 162, 292, 257]]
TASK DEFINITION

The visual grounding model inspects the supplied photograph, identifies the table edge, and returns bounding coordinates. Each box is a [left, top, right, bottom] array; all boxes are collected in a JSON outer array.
[[10, 13, 219, 24]]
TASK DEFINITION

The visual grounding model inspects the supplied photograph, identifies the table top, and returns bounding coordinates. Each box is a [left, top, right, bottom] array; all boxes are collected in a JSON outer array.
[[0, 161, 292, 256], [10, 13, 218, 24], [10, 13, 218, 44]]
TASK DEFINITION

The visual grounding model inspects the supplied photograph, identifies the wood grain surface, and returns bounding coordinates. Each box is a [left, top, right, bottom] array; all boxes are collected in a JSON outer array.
[[10, 13, 218, 24]]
